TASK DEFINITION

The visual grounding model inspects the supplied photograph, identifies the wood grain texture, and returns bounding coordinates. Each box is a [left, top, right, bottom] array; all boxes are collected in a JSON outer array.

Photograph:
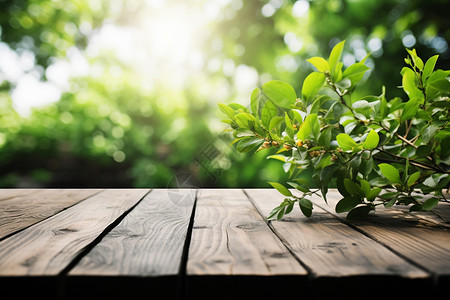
[[396, 202, 450, 228], [186, 189, 307, 300], [0, 189, 37, 201], [69, 189, 195, 276], [0, 189, 102, 239], [187, 189, 306, 276], [245, 188, 428, 279], [312, 190, 450, 276], [0, 189, 149, 275]]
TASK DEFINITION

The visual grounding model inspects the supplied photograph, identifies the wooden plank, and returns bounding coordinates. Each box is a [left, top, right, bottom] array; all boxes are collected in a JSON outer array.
[[67, 189, 196, 300], [311, 190, 450, 278], [395, 200, 450, 228], [0, 189, 102, 240], [188, 189, 306, 275], [0, 189, 37, 201], [245, 188, 430, 299], [187, 189, 307, 299], [0, 189, 149, 276]]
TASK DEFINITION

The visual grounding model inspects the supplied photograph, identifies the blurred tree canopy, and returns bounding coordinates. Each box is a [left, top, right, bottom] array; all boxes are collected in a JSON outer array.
[[0, 0, 448, 188]]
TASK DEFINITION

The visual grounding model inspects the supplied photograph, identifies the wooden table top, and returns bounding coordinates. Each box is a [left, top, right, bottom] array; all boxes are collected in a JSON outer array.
[[0, 188, 449, 300]]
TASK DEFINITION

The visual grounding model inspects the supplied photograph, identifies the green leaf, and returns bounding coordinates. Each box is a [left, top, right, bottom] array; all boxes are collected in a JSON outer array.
[[363, 130, 379, 150], [267, 155, 287, 162], [285, 112, 294, 138], [406, 48, 424, 71], [422, 197, 439, 211], [288, 181, 310, 193], [422, 55, 438, 82], [337, 176, 351, 197], [384, 197, 397, 208], [403, 158, 409, 186], [366, 188, 381, 202], [344, 178, 364, 198], [402, 67, 423, 100], [268, 182, 292, 197], [346, 205, 372, 220], [400, 98, 420, 122], [297, 113, 318, 141], [307, 57, 330, 72], [407, 171, 420, 187], [318, 126, 332, 146], [250, 88, 261, 117], [328, 40, 345, 76], [379, 163, 401, 184], [379, 192, 400, 200], [333, 62, 343, 82], [409, 204, 422, 212], [235, 112, 256, 129], [320, 163, 340, 182], [343, 63, 370, 79], [428, 78, 450, 93], [261, 100, 277, 128], [285, 201, 295, 214], [345, 68, 369, 90], [218, 103, 235, 119], [267, 206, 281, 220], [422, 124, 439, 143], [262, 80, 297, 109], [236, 137, 263, 152], [336, 133, 357, 151], [299, 198, 313, 218], [360, 180, 371, 196], [228, 103, 249, 112], [277, 207, 286, 220], [269, 116, 284, 131], [349, 155, 362, 179], [292, 109, 303, 124], [416, 145, 431, 157], [360, 157, 374, 178], [302, 72, 326, 104], [352, 100, 371, 109], [235, 129, 255, 137], [336, 196, 361, 213], [378, 88, 388, 119]]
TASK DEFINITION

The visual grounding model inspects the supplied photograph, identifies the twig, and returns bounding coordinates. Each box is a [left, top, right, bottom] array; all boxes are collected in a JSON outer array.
[[377, 149, 448, 173]]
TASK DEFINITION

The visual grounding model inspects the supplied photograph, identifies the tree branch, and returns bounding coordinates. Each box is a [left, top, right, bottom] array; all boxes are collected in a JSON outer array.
[[377, 149, 449, 173]]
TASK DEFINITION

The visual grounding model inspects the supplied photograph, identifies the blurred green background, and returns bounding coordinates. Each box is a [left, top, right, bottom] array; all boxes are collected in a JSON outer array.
[[0, 0, 448, 188]]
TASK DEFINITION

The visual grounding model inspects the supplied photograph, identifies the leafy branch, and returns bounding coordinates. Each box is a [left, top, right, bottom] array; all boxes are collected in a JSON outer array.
[[220, 41, 450, 220]]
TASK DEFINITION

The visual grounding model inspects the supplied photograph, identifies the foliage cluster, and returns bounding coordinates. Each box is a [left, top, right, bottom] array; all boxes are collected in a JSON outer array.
[[220, 41, 450, 220], [0, 0, 449, 188]]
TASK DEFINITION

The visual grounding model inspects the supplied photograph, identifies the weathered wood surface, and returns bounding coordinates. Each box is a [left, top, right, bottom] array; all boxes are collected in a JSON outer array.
[[311, 191, 450, 277], [397, 201, 450, 227], [0, 189, 37, 201], [70, 189, 194, 276], [0, 188, 449, 300], [245, 188, 427, 279], [187, 189, 307, 299], [67, 189, 195, 299], [188, 189, 306, 276], [0, 189, 149, 275], [0, 189, 102, 240]]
